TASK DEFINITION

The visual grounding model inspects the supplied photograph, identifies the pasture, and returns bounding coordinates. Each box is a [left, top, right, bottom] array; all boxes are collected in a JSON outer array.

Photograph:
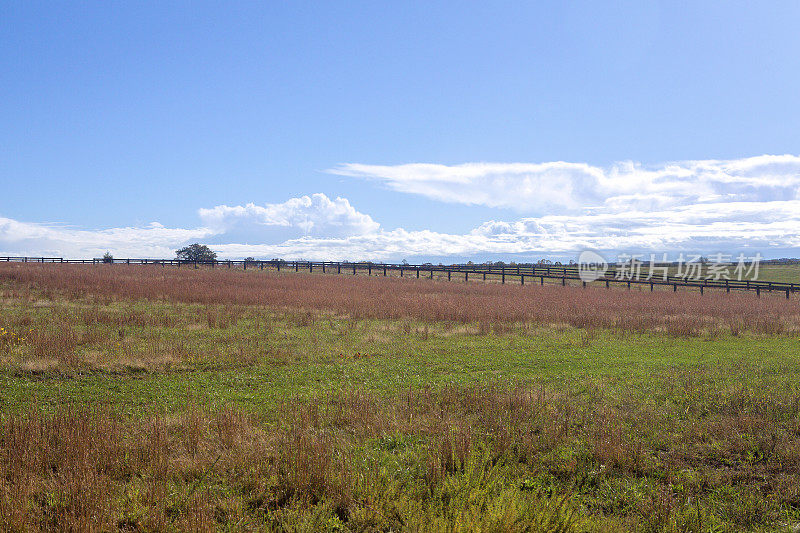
[[1, 264, 800, 531]]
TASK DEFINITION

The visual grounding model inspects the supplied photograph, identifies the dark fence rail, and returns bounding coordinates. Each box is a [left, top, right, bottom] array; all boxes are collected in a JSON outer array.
[[1, 256, 797, 299]]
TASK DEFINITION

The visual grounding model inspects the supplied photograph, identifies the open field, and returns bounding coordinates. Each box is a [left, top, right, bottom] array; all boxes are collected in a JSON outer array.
[[2, 264, 800, 531], [754, 264, 800, 284], [625, 263, 800, 285]]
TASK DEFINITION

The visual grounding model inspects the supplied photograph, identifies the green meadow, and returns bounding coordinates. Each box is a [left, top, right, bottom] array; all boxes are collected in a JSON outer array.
[[1, 267, 800, 531]]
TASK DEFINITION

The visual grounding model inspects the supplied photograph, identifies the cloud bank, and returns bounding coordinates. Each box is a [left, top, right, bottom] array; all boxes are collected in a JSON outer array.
[[329, 154, 800, 213], [0, 218, 213, 259], [2, 155, 799, 261]]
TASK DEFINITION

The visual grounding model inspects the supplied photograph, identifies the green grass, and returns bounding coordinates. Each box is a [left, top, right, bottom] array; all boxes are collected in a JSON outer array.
[[638, 262, 800, 284], [3, 298, 800, 415], [3, 289, 800, 530], [751, 263, 800, 284]]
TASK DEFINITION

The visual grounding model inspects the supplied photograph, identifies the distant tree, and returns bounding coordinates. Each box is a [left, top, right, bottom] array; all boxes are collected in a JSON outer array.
[[176, 244, 217, 262], [244, 256, 256, 263], [401, 259, 409, 265], [102, 251, 114, 264]]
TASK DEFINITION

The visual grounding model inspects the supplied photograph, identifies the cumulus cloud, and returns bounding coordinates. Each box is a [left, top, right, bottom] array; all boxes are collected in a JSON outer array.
[[328, 154, 800, 213], [3, 156, 800, 261], [466, 200, 800, 254], [0, 193, 380, 259], [198, 194, 379, 244], [192, 200, 800, 261], [3, 202, 799, 261]]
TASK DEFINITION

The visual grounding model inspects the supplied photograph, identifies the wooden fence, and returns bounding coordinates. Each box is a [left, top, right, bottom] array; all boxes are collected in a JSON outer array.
[[1, 256, 798, 299]]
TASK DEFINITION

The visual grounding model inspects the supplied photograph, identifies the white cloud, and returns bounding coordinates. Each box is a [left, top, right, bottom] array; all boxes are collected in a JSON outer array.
[[328, 154, 800, 213], [329, 161, 606, 211], [0, 193, 381, 259], [3, 156, 800, 261], [0, 217, 213, 259], [197, 194, 379, 243]]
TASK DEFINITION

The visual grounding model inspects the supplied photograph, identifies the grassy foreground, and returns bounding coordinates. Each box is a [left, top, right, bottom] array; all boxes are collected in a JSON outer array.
[[1, 265, 800, 531]]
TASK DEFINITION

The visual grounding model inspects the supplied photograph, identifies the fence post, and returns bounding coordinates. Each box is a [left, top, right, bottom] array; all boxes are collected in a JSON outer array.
[[673, 284, 677, 292], [520, 274, 524, 285], [448, 270, 451, 281], [368, 264, 372, 276], [322, 263, 326, 273], [383, 265, 387, 276], [416, 268, 419, 278], [605, 280, 609, 289], [700, 285, 704, 296], [466, 271, 469, 282], [756, 287, 760, 297], [562, 277, 566, 286], [309, 262, 313, 273], [353, 264, 357, 275], [400, 267, 403, 277]]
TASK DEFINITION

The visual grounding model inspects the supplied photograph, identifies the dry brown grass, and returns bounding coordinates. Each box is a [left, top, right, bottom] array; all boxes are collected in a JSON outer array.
[[3, 263, 800, 529], [1, 380, 798, 530], [2, 263, 799, 335]]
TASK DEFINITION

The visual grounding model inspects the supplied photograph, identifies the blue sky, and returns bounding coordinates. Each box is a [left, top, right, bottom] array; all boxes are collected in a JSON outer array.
[[2, 1, 800, 261]]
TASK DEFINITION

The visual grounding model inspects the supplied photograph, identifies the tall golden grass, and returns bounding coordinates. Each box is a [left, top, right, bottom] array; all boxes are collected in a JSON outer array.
[[2, 263, 799, 335]]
